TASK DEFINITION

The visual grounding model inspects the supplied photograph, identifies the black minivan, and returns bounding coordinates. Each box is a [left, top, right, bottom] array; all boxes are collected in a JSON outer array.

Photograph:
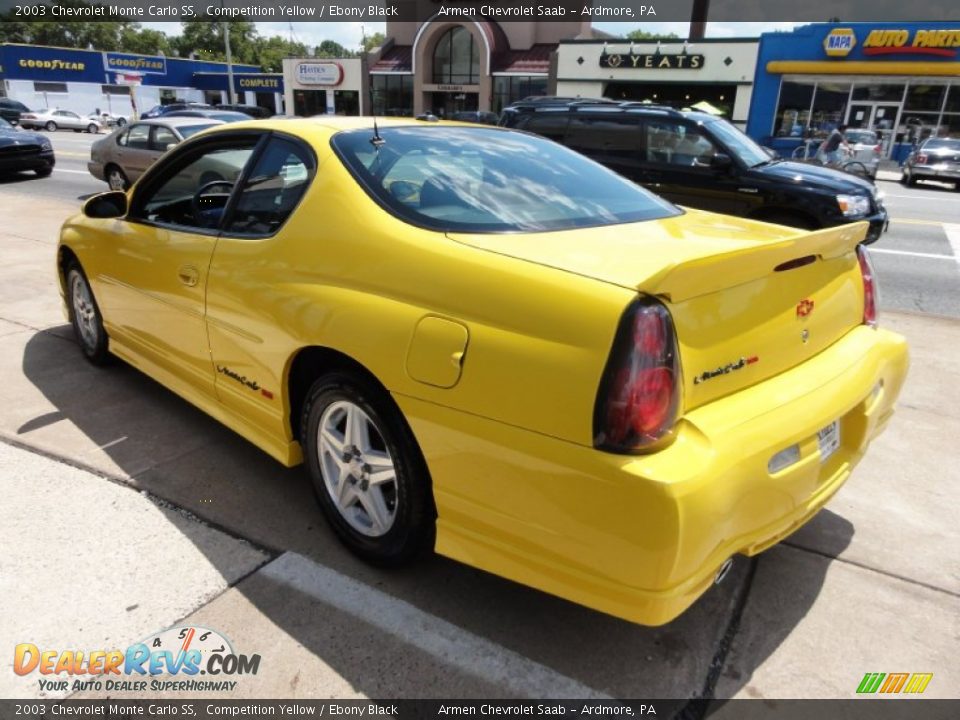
[[500, 99, 888, 243]]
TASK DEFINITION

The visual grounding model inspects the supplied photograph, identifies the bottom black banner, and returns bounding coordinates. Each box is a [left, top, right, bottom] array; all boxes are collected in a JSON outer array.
[[1, 699, 956, 720]]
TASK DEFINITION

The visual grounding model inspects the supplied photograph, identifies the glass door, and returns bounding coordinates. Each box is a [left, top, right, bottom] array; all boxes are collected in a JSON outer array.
[[847, 103, 901, 157]]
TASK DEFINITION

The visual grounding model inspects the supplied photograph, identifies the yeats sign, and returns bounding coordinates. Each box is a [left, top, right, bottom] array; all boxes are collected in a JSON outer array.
[[600, 52, 705, 70]]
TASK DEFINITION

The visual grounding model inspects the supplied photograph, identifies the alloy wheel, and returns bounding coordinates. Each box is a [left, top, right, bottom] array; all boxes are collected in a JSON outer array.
[[317, 400, 398, 537], [70, 271, 99, 351]]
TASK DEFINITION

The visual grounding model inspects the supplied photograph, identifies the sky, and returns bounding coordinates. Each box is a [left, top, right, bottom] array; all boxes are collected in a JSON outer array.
[[142, 21, 802, 52]]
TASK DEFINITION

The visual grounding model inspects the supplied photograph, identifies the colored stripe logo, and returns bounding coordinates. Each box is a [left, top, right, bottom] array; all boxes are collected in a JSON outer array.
[[857, 672, 933, 694]]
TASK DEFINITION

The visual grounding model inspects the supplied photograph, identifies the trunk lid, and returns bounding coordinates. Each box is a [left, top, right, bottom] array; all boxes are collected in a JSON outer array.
[[449, 210, 868, 411]]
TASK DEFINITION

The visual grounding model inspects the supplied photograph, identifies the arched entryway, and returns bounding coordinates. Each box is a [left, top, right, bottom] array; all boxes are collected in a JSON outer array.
[[412, 20, 499, 116]]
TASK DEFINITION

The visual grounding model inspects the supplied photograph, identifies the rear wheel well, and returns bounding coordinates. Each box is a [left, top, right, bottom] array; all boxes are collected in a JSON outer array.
[[58, 246, 79, 289], [287, 346, 389, 442]]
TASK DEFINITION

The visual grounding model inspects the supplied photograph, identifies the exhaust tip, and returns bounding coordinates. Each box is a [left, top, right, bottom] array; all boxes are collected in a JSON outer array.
[[714, 558, 734, 585]]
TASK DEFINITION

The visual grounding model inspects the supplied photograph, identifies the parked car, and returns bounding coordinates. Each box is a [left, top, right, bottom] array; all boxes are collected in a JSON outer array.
[[217, 103, 272, 119], [0, 117, 55, 177], [901, 138, 960, 190], [0, 97, 31, 125], [87, 111, 129, 128], [19, 109, 103, 133], [451, 110, 500, 125], [59, 118, 908, 626], [87, 117, 224, 190], [501, 98, 889, 243], [163, 109, 251, 123], [140, 103, 213, 119], [843, 129, 882, 179]]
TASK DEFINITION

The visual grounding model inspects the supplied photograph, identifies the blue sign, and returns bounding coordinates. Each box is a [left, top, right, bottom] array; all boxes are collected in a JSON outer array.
[[104, 52, 167, 76]]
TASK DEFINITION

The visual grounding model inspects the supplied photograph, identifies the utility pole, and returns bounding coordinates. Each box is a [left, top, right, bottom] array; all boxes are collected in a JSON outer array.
[[224, 21, 236, 104]]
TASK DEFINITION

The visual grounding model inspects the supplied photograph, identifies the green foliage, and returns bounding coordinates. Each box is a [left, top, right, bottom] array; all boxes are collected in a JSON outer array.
[[315, 39, 355, 59], [362, 31, 386, 53], [624, 29, 682, 41]]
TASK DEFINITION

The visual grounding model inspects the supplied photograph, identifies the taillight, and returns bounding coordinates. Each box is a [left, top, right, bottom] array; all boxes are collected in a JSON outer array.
[[917, 154, 928, 164], [594, 298, 681, 453], [857, 245, 878, 327], [873, 144, 881, 155]]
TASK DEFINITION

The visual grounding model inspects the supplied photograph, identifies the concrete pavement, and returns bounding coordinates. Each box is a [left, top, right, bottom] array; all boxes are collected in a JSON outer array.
[[1, 146, 958, 705]]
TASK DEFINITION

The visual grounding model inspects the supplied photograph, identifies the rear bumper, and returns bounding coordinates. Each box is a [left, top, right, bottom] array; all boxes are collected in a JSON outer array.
[[910, 165, 960, 181], [398, 325, 908, 625], [87, 161, 105, 181]]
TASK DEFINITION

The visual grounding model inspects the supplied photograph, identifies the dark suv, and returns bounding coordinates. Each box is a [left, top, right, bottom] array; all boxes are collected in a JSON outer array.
[[500, 98, 888, 243], [0, 97, 31, 125]]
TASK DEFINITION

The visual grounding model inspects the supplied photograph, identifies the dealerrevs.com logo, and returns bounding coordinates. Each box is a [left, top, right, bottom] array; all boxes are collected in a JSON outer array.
[[14, 626, 261, 693]]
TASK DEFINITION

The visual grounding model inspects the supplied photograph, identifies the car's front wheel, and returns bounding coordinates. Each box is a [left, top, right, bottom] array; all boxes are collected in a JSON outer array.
[[301, 371, 435, 565], [66, 261, 110, 365]]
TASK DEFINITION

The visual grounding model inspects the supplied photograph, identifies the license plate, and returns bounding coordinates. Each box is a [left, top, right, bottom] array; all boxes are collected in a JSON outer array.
[[818, 421, 840, 462]]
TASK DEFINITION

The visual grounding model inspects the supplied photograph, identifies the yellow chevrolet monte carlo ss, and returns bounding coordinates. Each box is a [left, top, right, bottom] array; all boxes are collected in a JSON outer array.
[[57, 117, 908, 625]]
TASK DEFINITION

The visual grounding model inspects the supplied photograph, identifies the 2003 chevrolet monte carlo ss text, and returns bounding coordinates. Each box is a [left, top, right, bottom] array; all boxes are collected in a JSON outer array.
[[57, 117, 908, 625]]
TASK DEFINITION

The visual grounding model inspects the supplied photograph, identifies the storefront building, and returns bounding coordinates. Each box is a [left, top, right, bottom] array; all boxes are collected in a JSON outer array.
[[0, 43, 280, 117], [748, 23, 960, 160], [281, 58, 365, 117], [555, 38, 759, 127], [364, 13, 597, 117]]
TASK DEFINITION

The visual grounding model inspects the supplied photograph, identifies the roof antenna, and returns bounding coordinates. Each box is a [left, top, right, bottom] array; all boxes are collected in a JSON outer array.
[[369, 86, 385, 148]]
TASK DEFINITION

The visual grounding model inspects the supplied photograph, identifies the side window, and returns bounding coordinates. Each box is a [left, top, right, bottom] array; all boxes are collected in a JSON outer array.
[[131, 139, 258, 230], [224, 137, 316, 236], [522, 113, 570, 142], [565, 115, 641, 159], [116, 129, 129, 147], [151, 125, 177, 150], [644, 120, 718, 167], [126, 124, 151, 150]]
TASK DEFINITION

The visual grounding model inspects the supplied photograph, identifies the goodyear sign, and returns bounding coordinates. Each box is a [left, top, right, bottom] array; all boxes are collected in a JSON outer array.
[[824, 28, 857, 57], [104, 52, 167, 76]]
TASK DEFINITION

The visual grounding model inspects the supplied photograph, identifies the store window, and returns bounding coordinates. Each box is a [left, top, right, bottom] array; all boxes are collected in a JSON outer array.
[[774, 79, 815, 137], [101, 85, 131, 96], [294, 89, 327, 116], [371, 75, 413, 117], [159, 89, 178, 105], [432, 26, 479, 85], [852, 83, 905, 103], [33, 82, 68, 94], [905, 84, 947, 113], [944, 85, 960, 114], [810, 82, 850, 135], [334, 90, 359, 116], [492, 76, 549, 114]]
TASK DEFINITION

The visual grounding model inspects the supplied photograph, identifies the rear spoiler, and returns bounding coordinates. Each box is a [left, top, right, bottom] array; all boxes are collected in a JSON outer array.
[[640, 221, 868, 303]]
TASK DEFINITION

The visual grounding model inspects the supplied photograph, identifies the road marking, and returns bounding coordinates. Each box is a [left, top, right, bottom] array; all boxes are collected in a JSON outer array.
[[883, 193, 960, 202], [53, 168, 93, 175], [55, 151, 89, 158], [871, 248, 955, 261], [260, 551, 611, 699], [893, 219, 947, 227], [944, 224, 960, 266]]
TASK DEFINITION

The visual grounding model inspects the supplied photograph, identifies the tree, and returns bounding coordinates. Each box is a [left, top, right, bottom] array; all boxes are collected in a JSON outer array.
[[253, 35, 308, 73], [175, 18, 258, 64], [362, 31, 386, 53], [624, 29, 681, 41], [119, 27, 173, 56], [315, 40, 355, 59]]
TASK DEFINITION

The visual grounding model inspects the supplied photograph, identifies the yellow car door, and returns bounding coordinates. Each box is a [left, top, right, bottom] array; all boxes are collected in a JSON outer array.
[[204, 135, 317, 444], [96, 135, 262, 398]]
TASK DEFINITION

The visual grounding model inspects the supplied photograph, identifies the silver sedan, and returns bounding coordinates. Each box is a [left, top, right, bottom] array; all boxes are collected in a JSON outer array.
[[19, 109, 103, 133]]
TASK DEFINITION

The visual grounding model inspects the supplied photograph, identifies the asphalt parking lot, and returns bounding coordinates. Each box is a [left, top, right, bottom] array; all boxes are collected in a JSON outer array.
[[1, 130, 958, 707]]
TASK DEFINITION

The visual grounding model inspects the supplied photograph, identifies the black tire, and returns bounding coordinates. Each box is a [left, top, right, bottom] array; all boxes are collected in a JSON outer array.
[[301, 371, 434, 565], [45, 121, 57, 132], [86, 123, 99, 134], [105, 164, 129, 191], [116, 118, 127, 127], [65, 260, 110, 365], [903, 169, 917, 187], [34, 166, 53, 178]]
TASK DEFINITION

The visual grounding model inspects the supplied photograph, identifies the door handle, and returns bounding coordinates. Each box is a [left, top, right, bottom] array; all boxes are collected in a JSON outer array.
[[177, 265, 199, 287]]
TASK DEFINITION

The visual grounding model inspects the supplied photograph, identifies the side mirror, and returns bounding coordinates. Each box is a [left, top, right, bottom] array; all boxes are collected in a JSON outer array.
[[83, 191, 127, 219], [711, 153, 734, 171]]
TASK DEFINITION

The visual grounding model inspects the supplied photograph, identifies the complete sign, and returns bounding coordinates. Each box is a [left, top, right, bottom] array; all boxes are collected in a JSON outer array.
[[600, 52, 705, 69]]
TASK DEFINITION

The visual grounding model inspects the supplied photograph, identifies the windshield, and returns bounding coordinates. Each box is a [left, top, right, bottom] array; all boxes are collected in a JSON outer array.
[[846, 130, 877, 145], [177, 123, 220, 138], [706, 118, 771, 167], [923, 139, 960, 151], [332, 127, 679, 233]]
